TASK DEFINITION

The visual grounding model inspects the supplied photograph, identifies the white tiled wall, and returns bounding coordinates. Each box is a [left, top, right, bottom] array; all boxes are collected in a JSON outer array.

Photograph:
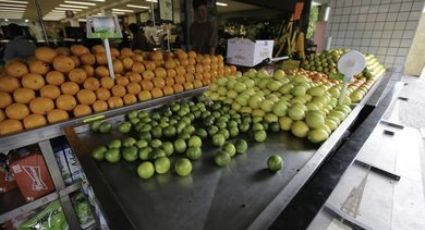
[[327, 0, 424, 73]]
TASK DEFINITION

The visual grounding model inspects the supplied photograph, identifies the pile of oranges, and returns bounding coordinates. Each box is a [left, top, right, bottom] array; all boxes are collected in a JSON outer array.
[[0, 45, 237, 136]]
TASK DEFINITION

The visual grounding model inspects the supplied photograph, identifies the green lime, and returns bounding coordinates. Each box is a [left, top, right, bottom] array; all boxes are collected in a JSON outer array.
[[138, 147, 152, 160], [229, 126, 239, 137], [122, 146, 138, 162], [154, 157, 171, 174], [212, 134, 226, 147], [183, 125, 195, 135], [254, 130, 267, 142], [108, 139, 122, 149], [269, 122, 280, 133], [208, 126, 219, 136], [162, 141, 174, 156], [239, 122, 250, 132], [129, 117, 140, 125], [195, 128, 208, 139], [163, 126, 177, 137], [151, 148, 166, 159], [223, 143, 236, 157], [214, 151, 231, 167], [175, 158, 192, 176], [99, 122, 112, 134], [218, 129, 230, 139], [138, 131, 152, 141], [252, 123, 264, 131], [137, 161, 155, 179], [123, 137, 137, 147], [151, 126, 163, 138], [186, 147, 202, 160], [105, 148, 120, 163], [138, 110, 149, 119], [118, 122, 132, 134], [188, 136, 202, 148], [90, 120, 103, 132], [174, 139, 187, 153], [150, 139, 162, 148], [267, 155, 283, 172], [135, 139, 148, 148], [127, 110, 138, 120], [235, 139, 248, 154], [91, 146, 107, 161], [179, 133, 191, 140]]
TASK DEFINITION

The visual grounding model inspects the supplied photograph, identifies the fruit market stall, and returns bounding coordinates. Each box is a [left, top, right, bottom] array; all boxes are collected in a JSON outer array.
[[62, 56, 389, 230]]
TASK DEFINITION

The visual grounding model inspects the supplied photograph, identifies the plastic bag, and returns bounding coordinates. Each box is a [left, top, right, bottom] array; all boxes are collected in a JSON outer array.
[[72, 192, 96, 229], [18, 200, 68, 230]]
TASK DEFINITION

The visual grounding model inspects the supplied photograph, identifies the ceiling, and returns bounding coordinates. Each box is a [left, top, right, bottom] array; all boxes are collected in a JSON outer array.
[[0, 0, 263, 21]]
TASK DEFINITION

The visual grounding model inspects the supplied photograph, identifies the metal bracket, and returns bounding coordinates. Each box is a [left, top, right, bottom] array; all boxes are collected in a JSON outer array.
[[380, 120, 404, 129], [354, 160, 401, 181], [324, 204, 373, 230]]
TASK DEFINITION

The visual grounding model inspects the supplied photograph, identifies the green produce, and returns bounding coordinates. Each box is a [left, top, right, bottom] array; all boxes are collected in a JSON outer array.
[[175, 158, 192, 176], [186, 147, 202, 160], [291, 121, 309, 138], [138, 147, 152, 160], [188, 136, 202, 148], [108, 139, 122, 149], [137, 161, 155, 179], [118, 122, 132, 133], [308, 128, 330, 143], [135, 139, 148, 148], [305, 110, 325, 128], [162, 141, 174, 156], [267, 155, 283, 172], [123, 137, 137, 147], [235, 139, 248, 154], [91, 146, 107, 161], [254, 130, 267, 142], [223, 143, 236, 157], [90, 120, 103, 132], [174, 138, 187, 153], [71, 193, 95, 229], [150, 139, 162, 148], [122, 146, 138, 162], [212, 134, 226, 146], [214, 151, 232, 166], [18, 201, 68, 230], [155, 157, 171, 174], [98, 122, 112, 133], [105, 148, 120, 163]]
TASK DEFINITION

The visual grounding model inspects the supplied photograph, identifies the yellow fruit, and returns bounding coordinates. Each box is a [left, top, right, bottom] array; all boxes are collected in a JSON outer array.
[[5, 61, 29, 77], [53, 56, 75, 73], [76, 89, 96, 105], [47, 109, 69, 123], [73, 104, 92, 117], [29, 97, 54, 115], [0, 92, 13, 109], [35, 47, 57, 63], [0, 119, 23, 136], [23, 114, 47, 129], [0, 76, 21, 92], [5, 103, 29, 120], [13, 88, 35, 104]]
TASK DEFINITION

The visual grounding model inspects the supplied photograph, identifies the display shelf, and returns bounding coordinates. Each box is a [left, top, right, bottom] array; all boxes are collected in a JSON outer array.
[[64, 73, 387, 230], [0, 182, 81, 223], [0, 87, 208, 154]]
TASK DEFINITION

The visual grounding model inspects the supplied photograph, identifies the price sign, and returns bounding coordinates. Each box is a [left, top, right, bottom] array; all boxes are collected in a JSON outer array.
[[86, 16, 123, 39], [337, 50, 366, 104], [159, 0, 173, 22]]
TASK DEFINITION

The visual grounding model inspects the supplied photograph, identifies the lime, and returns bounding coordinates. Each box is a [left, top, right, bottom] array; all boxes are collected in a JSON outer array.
[[151, 126, 163, 138], [252, 123, 264, 131], [91, 146, 107, 161], [239, 122, 250, 132], [154, 157, 171, 174], [183, 125, 195, 135], [163, 126, 177, 137], [127, 110, 138, 120], [123, 137, 137, 147], [99, 122, 112, 134], [151, 148, 166, 159], [138, 147, 152, 160], [179, 133, 191, 140], [235, 139, 248, 154], [186, 147, 202, 160], [162, 141, 174, 156], [150, 139, 162, 148], [137, 162, 155, 179], [174, 138, 187, 153], [195, 128, 208, 139], [223, 143, 236, 157], [208, 126, 219, 135], [269, 122, 280, 133], [175, 158, 192, 176], [118, 122, 132, 134], [218, 129, 230, 139], [122, 146, 138, 162], [90, 120, 103, 132], [214, 151, 231, 167], [129, 117, 140, 125], [254, 130, 267, 142], [108, 139, 122, 149], [267, 155, 283, 172], [105, 148, 120, 163], [212, 134, 226, 147], [135, 139, 148, 148], [138, 131, 152, 141], [229, 126, 239, 137], [188, 136, 202, 148]]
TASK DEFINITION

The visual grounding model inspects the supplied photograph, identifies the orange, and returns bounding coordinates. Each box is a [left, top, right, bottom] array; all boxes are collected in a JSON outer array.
[[35, 47, 57, 63], [150, 50, 163, 61], [195, 73, 203, 81], [132, 62, 145, 73], [113, 59, 124, 74], [100, 77, 114, 89], [176, 50, 188, 59], [0, 109, 4, 122], [133, 54, 144, 62], [23, 114, 47, 129], [195, 64, 204, 73], [92, 100, 108, 113], [188, 50, 197, 59], [151, 87, 163, 98], [5, 103, 29, 120], [107, 96, 123, 109], [56, 95, 77, 111], [126, 82, 141, 94], [142, 70, 154, 80], [122, 57, 134, 70], [185, 73, 195, 82], [202, 78, 211, 86], [0, 92, 13, 109], [164, 59, 176, 69], [71, 56, 80, 67], [83, 77, 100, 91], [163, 85, 174, 96], [46, 71, 65, 86], [180, 59, 189, 66], [163, 51, 174, 60], [5, 61, 28, 78], [211, 56, 218, 63], [128, 72, 142, 83], [96, 66, 109, 78], [73, 104, 92, 117], [0, 119, 23, 136], [95, 88, 111, 101], [173, 84, 184, 93], [80, 53, 96, 65], [47, 109, 69, 123], [193, 80, 203, 88], [68, 68, 87, 84], [29, 97, 54, 115], [22, 73, 45, 90], [210, 63, 218, 70], [175, 75, 186, 84], [111, 48, 120, 58], [144, 61, 156, 71], [121, 48, 134, 58], [116, 76, 129, 86], [29, 60, 50, 75], [53, 56, 75, 73], [184, 82, 194, 91], [123, 94, 137, 105], [61, 82, 80, 95], [187, 65, 195, 74], [82, 65, 95, 78], [138, 90, 152, 101], [230, 65, 237, 73], [56, 47, 70, 56], [165, 77, 175, 86], [188, 58, 196, 65], [153, 77, 165, 88], [224, 66, 231, 75], [167, 69, 177, 78], [76, 89, 96, 105], [154, 67, 167, 78], [40, 85, 61, 99], [196, 55, 203, 63], [202, 56, 211, 65], [203, 64, 211, 72], [0, 76, 21, 92], [96, 53, 108, 65], [203, 72, 211, 80], [92, 45, 105, 54], [70, 44, 89, 57], [140, 80, 154, 91], [111, 85, 126, 97]]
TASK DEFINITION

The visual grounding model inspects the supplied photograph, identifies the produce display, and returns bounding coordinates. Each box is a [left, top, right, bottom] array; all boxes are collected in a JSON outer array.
[[18, 200, 68, 230], [0, 45, 237, 136]]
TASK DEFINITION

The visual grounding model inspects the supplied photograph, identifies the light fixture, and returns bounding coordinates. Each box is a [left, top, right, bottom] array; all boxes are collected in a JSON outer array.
[[312, 1, 321, 6], [113, 11, 125, 15], [4, 18, 8, 21], [0, 7, 25, 11], [216, 2, 228, 7], [59, 4, 88, 9], [126, 4, 150, 9], [55, 7, 82, 11], [112, 8, 134, 12], [0, 0, 27, 4], [146, 0, 157, 3], [0, 3, 26, 8], [52, 10, 65, 12], [24, 19, 28, 22], [0, 9, 24, 12], [0, 6, 26, 10], [64, 1, 96, 6], [87, 0, 105, 2], [324, 6, 330, 21], [78, 18, 86, 22]]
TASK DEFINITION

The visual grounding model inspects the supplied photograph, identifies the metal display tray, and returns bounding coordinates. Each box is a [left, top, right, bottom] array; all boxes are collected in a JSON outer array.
[[64, 75, 386, 230]]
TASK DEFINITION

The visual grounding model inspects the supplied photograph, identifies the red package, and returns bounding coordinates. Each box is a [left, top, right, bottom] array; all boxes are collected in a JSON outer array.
[[0, 169, 17, 193], [9, 152, 55, 202]]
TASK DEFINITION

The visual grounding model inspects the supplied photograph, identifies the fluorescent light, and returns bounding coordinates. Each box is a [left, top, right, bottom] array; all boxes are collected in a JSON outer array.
[[78, 18, 86, 22], [24, 19, 28, 22], [112, 8, 133, 12], [87, 0, 105, 2], [113, 11, 125, 15], [324, 6, 330, 21], [5, 18, 8, 21], [55, 7, 82, 11], [146, 0, 157, 3], [64, 1, 96, 6], [0, 7, 25, 11], [216, 2, 228, 7], [59, 4, 88, 9], [312, 1, 321, 6], [0, 9, 23, 12], [0, 3, 26, 8], [52, 10, 65, 12], [126, 4, 149, 9], [0, 0, 27, 4], [423, 4, 425, 13]]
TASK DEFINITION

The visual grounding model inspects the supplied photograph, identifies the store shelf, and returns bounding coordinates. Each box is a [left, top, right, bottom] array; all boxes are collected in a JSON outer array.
[[0, 182, 82, 223], [0, 87, 207, 154], [64, 73, 388, 230]]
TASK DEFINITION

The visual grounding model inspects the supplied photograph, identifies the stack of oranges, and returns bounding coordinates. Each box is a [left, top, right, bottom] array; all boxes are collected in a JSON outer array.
[[0, 45, 237, 136]]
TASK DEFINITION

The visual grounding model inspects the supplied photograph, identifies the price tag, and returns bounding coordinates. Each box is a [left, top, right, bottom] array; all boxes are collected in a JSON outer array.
[[86, 16, 122, 39]]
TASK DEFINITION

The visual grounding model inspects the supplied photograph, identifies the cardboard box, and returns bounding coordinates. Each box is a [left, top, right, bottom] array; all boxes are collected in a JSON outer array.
[[227, 38, 274, 67], [10, 152, 55, 202]]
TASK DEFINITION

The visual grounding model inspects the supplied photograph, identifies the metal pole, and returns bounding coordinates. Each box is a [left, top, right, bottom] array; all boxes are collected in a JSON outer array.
[[33, 0, 49, 46], [103, 39, 116, 79]]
